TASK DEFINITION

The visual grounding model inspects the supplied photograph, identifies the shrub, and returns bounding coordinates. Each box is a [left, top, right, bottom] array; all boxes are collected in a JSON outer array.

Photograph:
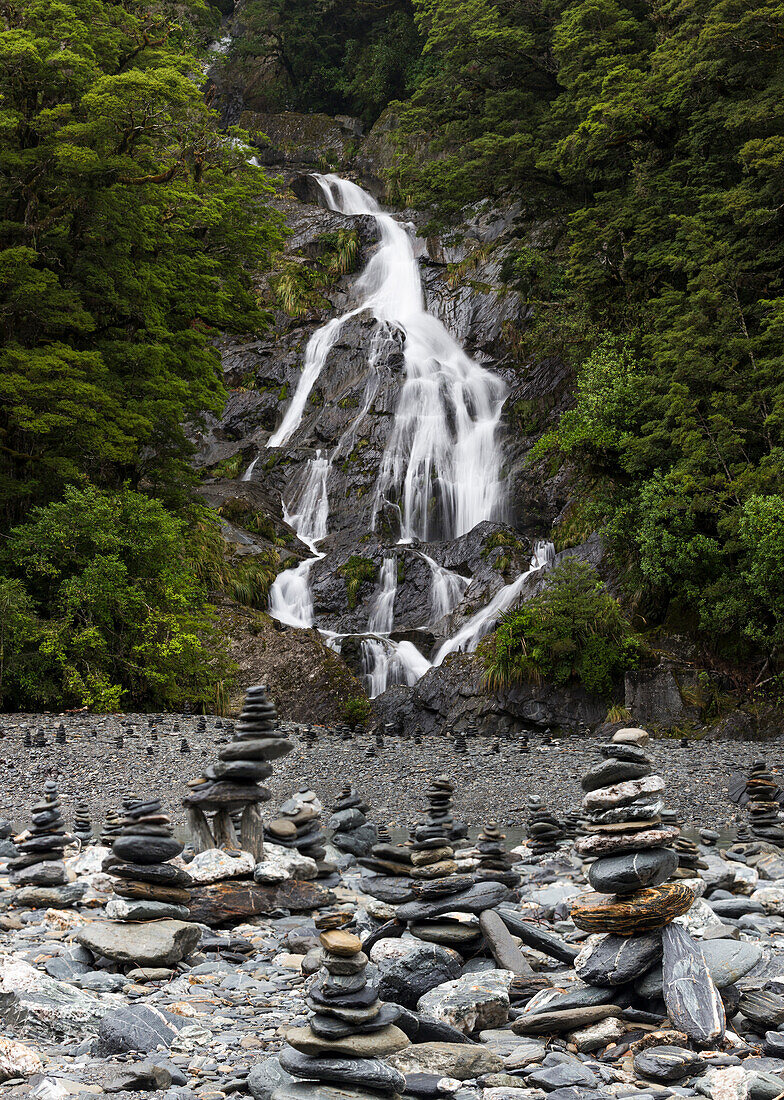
[[342, 695, 371, 728], [2, 486, 234, 711], [338, 555, 377, 610], [483, 560, 640, 696]]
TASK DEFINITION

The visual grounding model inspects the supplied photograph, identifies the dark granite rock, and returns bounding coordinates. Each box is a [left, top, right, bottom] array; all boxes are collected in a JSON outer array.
[[376, 942, 461, 1009]]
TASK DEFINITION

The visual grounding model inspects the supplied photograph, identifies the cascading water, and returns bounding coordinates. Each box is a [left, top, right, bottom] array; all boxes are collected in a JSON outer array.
[[241, 455, 258, 482], [265, 173, 547, 695], [267, 452, 329, 628], [433, 541, 556, 665]]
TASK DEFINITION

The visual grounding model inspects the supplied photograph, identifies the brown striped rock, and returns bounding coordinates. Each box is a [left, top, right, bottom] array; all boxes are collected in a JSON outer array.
[[575, 825, 680, 857], [571, 882, 695, 935]]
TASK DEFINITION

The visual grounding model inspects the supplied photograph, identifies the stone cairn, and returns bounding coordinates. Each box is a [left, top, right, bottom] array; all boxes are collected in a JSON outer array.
[[101, 808, 123, 846], [279, 926, 408, 1098], [266, 787, 334, 882], [569, 729, 724, 1044], [105, 797, 194, 922], [744, 760, 784, 845], [526, 795, 565, 855], [73, 801, 93, 846], [184, 684, 290, 858], [9, 780, 68, 886], [329, 785, 377, 860], [393, 777, 510, 953], [475, 822, 520, 887]]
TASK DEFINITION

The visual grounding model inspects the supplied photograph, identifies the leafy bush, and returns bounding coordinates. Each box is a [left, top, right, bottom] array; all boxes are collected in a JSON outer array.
[[338, 556, 377, 610], [342, 696, 371, 728], [2, 486, 234, 712], [483, 560, 640, 696]]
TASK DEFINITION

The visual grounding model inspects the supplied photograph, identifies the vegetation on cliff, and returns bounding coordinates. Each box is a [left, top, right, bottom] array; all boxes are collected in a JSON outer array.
[[483, 561, 640, 697], [393, 0, 784, 687], [0, 0, 283, 709]]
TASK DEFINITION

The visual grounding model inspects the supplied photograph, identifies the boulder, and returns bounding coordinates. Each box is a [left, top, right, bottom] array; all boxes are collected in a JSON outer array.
[[416, 969, 514, 1034], [254, 844, 319, 883], [183, 848, 256, 884], [388, 1041, 504, 1080], [371, 938, 462, 1009], [0, 957, 121, 1040], [77, 920, 201, 967], [0, 1035, 43, 1082], [95, 1004, 187, 1055], [188, 879, 332, 926]]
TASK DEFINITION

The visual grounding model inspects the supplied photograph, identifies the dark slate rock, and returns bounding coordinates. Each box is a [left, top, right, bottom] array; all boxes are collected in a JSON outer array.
[[358, 875, 415, 905], [414, 1015, 479, 1045], [661, 923, 725, 1045], [739, 990, 784, 1030], [95, 1004, 186, 1055], [634, 1046, 704, 1082], [111, 835, 184, 864], [376, 942, 462, 1009], [278, 1045, 407, 1093], [582, 758, 652, 792], [397, 881, 509, 921], [527, 1062, 598, 1091], [497, 909, 579, 963], [588, 850, 678, 896], [764, 1033, 784, 1058], [709, 898, 766, 918], [248, 1056, 296, 1100], [747, 1071, 784, 1100], [576, 931, 663, 988]]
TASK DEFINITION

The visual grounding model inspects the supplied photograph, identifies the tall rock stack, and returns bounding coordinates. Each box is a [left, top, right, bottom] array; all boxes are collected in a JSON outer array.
[[101, 808, 123, 846], [329, 785, 377, 860], [393, 778, 510, 953], [278, 927, 408, 1098], [744, 760, 784, 844], [106, 797, 193, 922], [9, 780, 68, 886], [570, 730, 724, 1044], [183, 684, 290, 858]]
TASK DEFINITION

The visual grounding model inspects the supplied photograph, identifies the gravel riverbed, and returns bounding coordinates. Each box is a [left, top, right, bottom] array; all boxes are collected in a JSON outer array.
[[1, 713, 781, 835]]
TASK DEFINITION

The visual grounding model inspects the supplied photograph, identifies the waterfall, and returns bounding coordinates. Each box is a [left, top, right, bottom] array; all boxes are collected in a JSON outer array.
[[416, 552, 471, 622], [433, 541, 555, 665], [241, 455, 259, 482], [264, 172, 548, 698], [267, 453, 330, 627]]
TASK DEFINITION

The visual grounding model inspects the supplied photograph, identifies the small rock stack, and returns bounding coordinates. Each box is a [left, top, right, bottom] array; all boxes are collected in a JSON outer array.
[[329, 786, 377, 859], [106, 797, 193, 922], [184, 684, 290, 856], [73, 802, 93, 846], [744, 760, 784, 844], [101, 808, 123, 846], [394, 778, 510, 953], [526, 796, 564, 855], [569, 729, 724, 1043], [267, 788, 335, 882], [475, 822, 520, 887], [9, 780, 68, 886], [279, 927, 408, 1098]]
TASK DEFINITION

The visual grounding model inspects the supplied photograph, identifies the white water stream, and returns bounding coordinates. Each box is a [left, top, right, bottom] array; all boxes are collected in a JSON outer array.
[[266, 174, 550, 694]]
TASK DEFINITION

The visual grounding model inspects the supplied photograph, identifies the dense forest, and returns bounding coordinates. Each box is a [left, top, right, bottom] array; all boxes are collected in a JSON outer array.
[[2, 0, 783, 712], [0, 0, 283, 710]]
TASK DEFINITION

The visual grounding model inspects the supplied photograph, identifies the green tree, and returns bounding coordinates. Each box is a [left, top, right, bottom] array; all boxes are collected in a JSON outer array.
[[0, 0, 283, 520], [2, 485, 233, 711], [483, 560, 640, 696]]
